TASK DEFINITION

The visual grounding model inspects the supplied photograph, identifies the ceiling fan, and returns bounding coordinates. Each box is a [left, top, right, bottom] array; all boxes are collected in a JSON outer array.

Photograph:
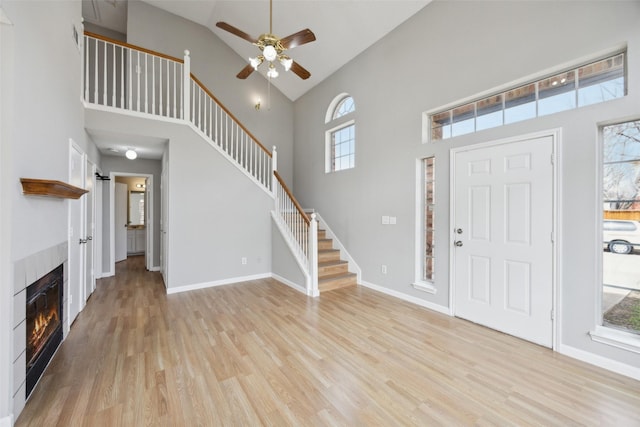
[[216, 0, 316, 80]]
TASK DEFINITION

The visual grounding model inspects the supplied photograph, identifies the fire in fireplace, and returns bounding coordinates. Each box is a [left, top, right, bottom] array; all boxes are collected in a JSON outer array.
[[25, 264, 63, 397]]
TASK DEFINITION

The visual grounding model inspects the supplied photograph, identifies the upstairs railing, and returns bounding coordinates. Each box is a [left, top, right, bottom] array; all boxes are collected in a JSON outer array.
[[83, 32, 318, 295], [273, 171, 318, 295], [83, 32, 273, 191]]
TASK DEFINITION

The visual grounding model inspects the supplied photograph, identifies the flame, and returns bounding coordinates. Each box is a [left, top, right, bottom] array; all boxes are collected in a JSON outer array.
[[29, 310, 58, 352]]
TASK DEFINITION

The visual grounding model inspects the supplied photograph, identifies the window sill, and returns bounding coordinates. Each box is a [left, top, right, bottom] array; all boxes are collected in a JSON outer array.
[[411, 281, 437, 294], [589, 326, 640, 354]]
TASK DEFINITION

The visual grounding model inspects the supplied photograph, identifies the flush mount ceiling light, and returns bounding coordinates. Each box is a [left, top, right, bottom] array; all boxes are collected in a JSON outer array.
[[216, 0, 315, 80], [125, 149, 137, 160]]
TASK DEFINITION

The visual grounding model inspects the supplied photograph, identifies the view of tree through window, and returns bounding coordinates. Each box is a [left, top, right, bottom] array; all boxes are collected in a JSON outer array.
[[602, 119, 640, 334]]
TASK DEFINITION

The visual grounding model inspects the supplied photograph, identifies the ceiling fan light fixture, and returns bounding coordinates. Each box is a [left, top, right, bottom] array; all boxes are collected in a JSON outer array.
[[280, 56, 293, 71], [249, 56, 263, 70], [267, 64, 279, 79], [263, 44, 277, 62]]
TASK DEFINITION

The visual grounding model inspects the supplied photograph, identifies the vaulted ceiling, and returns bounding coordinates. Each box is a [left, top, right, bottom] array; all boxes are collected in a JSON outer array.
[[82, 0, 431, 101]]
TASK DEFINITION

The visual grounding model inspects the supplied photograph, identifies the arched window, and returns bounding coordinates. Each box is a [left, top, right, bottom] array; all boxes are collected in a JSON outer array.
[[325, 94, 356, 173]]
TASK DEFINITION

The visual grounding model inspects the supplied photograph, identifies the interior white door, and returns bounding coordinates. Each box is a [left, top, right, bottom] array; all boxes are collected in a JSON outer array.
[[161, 168, 168, 285], [84, 160, 95, 300], [453, 135, 554, 347], [114, 182, 128, 263], [68, 144, 85, 327]]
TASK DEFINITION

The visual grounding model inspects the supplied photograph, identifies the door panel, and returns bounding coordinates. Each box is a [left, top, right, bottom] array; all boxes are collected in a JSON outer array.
[[453, 135, 554, 347], [68, 144, 85, 328], [84, 160, 95, 301], [115, 182, 127, 263]]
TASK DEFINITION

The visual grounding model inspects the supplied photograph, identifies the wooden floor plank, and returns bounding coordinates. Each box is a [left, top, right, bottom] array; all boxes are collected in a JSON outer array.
[[15, 256, 640, 426]]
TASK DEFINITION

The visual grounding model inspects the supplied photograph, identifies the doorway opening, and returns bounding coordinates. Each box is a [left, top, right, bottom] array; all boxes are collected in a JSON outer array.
[[110, 172, 154, 274]]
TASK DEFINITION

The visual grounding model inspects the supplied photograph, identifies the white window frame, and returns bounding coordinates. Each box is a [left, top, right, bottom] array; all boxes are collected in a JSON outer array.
[[325, 120, 355, 173], [413, 157, 437, 294], [325, 93, 356, 173], [590, 118, 640, 354]]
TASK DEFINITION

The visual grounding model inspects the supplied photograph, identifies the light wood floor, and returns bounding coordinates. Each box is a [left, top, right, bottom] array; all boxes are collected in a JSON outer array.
[[16, 256, 640, 426]]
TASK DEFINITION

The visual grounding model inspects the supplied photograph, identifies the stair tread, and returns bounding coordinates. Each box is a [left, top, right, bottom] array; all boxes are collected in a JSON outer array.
[[319, 272, 357, 281], [318, 259, 348, 267]]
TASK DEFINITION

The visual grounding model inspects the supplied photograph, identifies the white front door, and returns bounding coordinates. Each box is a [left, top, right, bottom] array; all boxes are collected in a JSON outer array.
[[114, 182, 128, 263], [452, 134, 554, 347]]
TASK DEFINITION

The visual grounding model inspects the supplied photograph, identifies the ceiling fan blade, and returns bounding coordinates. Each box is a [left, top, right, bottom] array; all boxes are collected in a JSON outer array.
[[290, 61, 311, 80], [236, 64, 256, 79], [280, 29, 316, 50], [216, 22, 257, 44]]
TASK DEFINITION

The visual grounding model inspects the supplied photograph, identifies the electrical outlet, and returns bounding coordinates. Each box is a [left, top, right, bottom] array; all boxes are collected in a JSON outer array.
[[241, 257, 247, 265], [389, 216, 397, 225], [381, 265, 387, 274], [382, 216, 390, 225]]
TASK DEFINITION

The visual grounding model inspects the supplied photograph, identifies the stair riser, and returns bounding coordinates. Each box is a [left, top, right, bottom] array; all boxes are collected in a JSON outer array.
[[318, 263, 348, 277], [319, 275, 357, 292], [318, 240, 333, 250], [318, 251, 340, 263]]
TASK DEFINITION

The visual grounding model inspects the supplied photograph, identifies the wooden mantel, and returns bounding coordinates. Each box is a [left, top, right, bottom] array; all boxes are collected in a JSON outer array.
[[20, 178, 88, 199]]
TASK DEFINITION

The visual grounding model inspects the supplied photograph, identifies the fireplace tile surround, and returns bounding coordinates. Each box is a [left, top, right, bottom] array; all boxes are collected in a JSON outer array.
[[12, 242, 68, 418]]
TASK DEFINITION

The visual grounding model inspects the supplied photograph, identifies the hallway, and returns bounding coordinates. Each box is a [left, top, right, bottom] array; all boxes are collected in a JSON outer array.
[[16, 257, 640, 426]]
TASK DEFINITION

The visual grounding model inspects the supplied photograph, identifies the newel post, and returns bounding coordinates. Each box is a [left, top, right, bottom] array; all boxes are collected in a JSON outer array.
[[271, 145, 278, 195], [309, 213, 319, 297], [183, 50, 191, 121]]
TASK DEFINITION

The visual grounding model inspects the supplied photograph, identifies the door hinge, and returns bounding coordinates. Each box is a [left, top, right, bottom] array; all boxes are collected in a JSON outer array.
[[550, 153, 554, 165], [551, 231, 554, 243], [550, 309, 555, 320]]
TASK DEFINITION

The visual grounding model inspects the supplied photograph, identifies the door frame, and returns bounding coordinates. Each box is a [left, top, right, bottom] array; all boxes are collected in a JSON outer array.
[[449, 128, 562, 350], [109, 172, 154, 275]]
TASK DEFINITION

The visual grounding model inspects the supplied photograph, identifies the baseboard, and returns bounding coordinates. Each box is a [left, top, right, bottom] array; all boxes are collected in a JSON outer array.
[[166, 273, 271, 295], [271, 273, 307, 295], [558, 343, 640, 381], [360, 280, 451, 315], [0, 415, 13, 427]]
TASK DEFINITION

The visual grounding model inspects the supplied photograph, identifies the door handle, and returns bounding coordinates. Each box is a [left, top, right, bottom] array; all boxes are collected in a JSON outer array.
[[87, 236, 92, 241], [454, 240, 463, 247], [79, 238, 87, 244]]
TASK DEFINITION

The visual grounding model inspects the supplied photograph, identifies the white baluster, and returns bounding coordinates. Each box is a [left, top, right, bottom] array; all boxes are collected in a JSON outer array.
[[93, 39, 98, 103], [152, 56, 156, 115], [136, 51, 141, 111], [271, 146, 278, 195], [84, 37, 90, 101], [103, 40, 107, 104], [182, 50, 190, 120], [309, 213, 318, 295], [128, 49, 132, 110], [111, 43, 116, 107], [144, 54, 148, 113], [120, 47, 124, 108]]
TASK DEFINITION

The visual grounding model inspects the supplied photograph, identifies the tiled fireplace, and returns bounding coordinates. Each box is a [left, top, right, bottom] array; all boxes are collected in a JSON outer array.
[[12, 242, 68, 416]]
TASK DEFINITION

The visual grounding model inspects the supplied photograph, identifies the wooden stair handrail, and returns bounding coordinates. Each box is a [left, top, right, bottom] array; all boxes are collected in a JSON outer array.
[[190, 75, 271, 157], [274, 171, 310, 225], [84, 31, 272, 158], [84, 31, 184, 64]]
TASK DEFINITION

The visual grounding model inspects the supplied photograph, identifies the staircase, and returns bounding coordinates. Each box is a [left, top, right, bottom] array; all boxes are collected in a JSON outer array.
[[317, 229, 357, 292], [84, 31, 358, 297]]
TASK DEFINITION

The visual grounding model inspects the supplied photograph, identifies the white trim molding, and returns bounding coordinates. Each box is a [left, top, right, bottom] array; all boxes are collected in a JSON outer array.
[[559, 342, 640, 381], [589, 326, 640, 355], [166, 273, 271, 295], [360, 280, 450, 316], [271, 273, 307, 295]]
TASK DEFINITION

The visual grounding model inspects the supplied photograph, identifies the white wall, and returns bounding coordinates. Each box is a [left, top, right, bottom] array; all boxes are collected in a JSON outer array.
[[293, 1, 640, 370], [126, 0, 296, 186], [167, 126, 273, 290], [0, 0, 100, 421]]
